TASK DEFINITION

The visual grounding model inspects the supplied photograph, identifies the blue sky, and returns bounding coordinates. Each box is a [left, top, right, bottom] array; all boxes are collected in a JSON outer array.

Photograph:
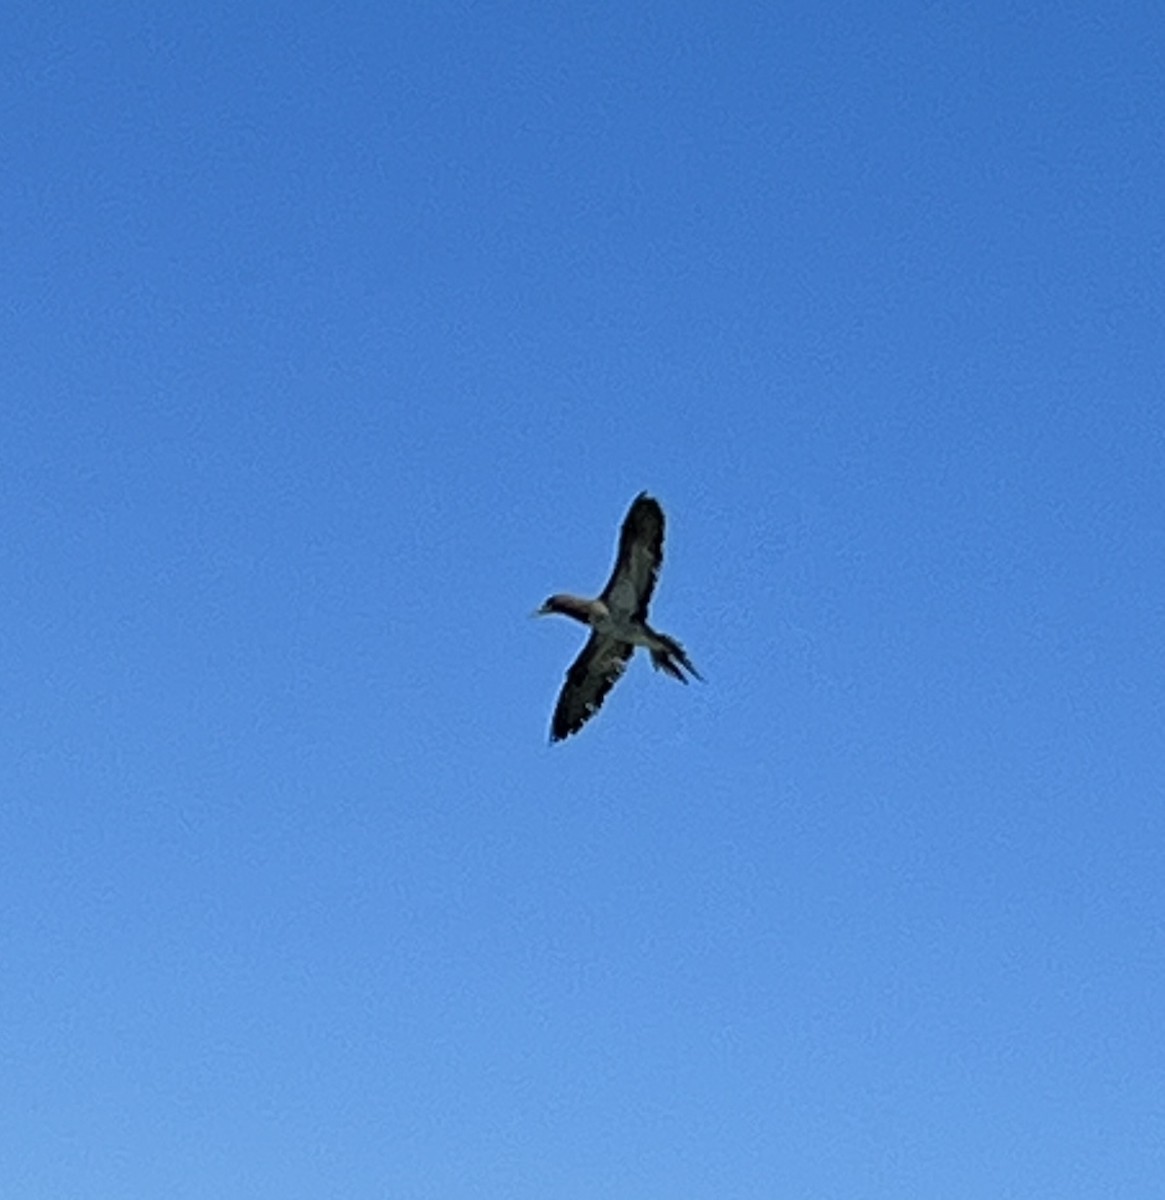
[[3, 2, 1163, 1196]]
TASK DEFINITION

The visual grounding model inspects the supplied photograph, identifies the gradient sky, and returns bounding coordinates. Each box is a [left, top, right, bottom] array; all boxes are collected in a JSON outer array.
[[3, 3, 1163, 1197]]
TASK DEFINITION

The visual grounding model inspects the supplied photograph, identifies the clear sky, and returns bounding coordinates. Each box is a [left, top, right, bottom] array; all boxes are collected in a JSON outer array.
[[3, 2, 1163, 1197]]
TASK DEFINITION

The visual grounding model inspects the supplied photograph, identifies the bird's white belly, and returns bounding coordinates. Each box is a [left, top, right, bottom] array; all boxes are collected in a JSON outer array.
[[593, 610, 653, 648], [606, 579, 638, 618]]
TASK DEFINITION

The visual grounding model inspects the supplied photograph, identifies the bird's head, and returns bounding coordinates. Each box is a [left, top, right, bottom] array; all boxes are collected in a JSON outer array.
[[537, 592, 595, 618], [532, 594, 594, 624]]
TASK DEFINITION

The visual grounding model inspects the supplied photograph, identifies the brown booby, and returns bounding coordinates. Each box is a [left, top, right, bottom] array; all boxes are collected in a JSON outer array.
[[535, 491, 702, 742]]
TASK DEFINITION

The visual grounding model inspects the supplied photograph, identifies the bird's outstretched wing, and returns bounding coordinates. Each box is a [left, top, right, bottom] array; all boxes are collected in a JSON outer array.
[[600, 491, 664, 621], [551, 632, 634, 742]]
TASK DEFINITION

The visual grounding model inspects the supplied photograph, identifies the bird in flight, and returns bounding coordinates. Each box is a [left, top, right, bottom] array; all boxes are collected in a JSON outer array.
[[535, 491, 702, 742]]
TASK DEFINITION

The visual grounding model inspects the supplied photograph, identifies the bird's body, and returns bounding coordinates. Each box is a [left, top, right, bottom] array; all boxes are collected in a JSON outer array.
[[536, 492, 701, 742]]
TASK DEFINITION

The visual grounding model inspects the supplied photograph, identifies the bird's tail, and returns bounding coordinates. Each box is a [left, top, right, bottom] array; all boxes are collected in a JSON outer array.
[[648, 631, 704, 684]]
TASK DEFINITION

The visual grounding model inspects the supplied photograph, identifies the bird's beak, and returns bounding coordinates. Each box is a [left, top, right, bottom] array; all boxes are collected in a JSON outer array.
[[530, 606, 547, 618]]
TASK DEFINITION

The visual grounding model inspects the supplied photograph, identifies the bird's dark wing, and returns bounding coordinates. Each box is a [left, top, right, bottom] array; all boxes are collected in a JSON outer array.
[[599, 491, 664, 621], [551, 632, 634, 742]]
